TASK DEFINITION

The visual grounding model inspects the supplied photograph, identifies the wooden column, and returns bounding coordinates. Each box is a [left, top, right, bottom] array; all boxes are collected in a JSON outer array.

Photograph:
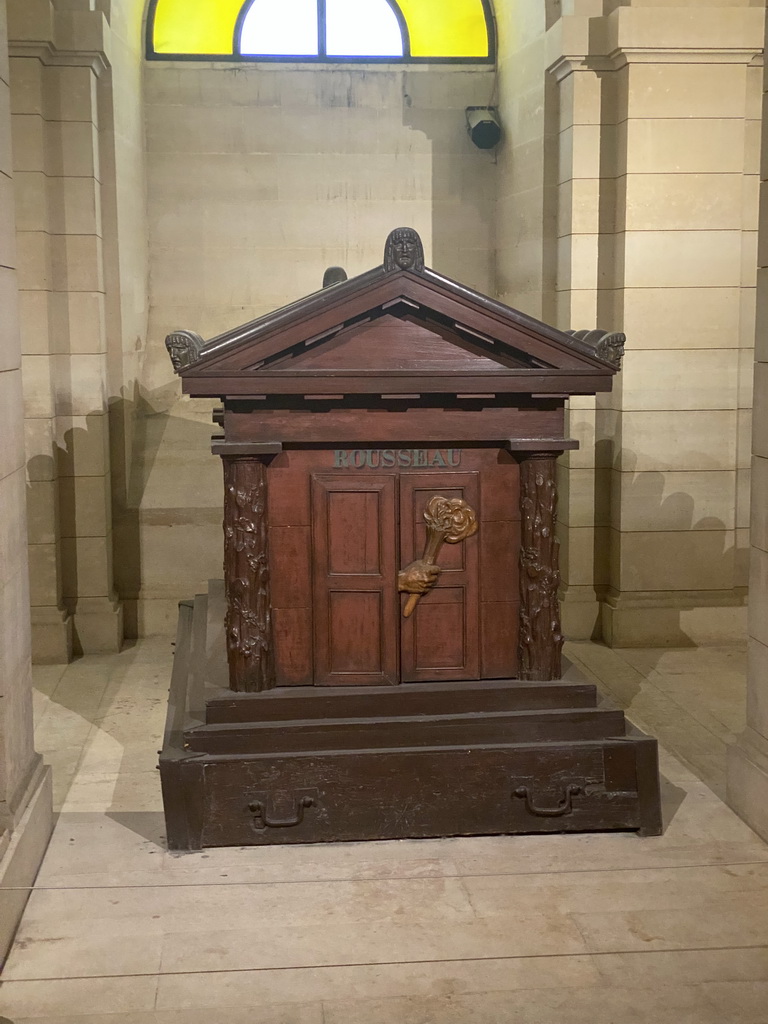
[[518, 452, 564, 681], [222, 456, 275, 692]]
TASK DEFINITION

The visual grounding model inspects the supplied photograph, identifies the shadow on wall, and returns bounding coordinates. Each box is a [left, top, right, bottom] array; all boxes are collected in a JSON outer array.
[[586, 435, 738, 649], [25, 378, 220, 649], [401, 70, 498, 294]]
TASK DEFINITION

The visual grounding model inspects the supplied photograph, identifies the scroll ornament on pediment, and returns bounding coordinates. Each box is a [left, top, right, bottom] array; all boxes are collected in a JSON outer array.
[[165, 330, 205, 373], [566, 328, 626, 369]]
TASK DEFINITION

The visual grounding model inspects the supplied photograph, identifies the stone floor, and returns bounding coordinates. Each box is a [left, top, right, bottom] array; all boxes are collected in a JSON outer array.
[[1, 638, 767, 1023]]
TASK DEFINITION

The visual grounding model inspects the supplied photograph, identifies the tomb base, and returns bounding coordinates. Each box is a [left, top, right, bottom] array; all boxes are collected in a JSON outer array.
[[159, 583, 662, 851]]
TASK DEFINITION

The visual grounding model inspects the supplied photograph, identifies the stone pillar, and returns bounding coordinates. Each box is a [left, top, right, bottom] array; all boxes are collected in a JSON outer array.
[[549, 45, 610, 641], [546, 1, 763, 646], [727, 9, 768, 843], [222, 456, 275, 692], [9, 0, 123, 658], [0, 0, 53, 962], [518, 453, 564, 681]]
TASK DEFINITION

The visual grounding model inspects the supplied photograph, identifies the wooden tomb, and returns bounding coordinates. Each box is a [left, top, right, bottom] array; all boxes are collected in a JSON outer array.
[[159, 227, 662, 850]]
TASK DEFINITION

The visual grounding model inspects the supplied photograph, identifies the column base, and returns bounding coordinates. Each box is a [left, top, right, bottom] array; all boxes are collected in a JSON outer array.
[[601, 590, 747, 647], [72, 597, 124, 655], [727, 728, 768, 843], [560, 585, 602, 641], [31, 606, 73, 664], [0, 761, 54, 964]]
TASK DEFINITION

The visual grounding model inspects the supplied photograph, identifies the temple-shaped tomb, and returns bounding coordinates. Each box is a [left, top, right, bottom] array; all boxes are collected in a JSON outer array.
[[159, 227, 660, 850]]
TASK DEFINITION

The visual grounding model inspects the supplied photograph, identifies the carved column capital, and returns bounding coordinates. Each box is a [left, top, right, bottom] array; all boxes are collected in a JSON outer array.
[[222, 455, 275, 693], [518, 452, 564, 682]]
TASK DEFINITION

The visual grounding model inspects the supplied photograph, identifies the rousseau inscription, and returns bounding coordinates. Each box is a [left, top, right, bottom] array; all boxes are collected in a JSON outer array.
[[333, 449, 462, 469]]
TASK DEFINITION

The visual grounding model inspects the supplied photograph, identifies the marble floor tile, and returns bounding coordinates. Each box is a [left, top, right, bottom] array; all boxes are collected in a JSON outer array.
[[591, 946, 768, 986], [155, 953, 603, 1009], [319, 983, 736, 1024], [0, 976, 158, 1018], [13, 1007, 323, 1024], [31, 664, 68, 696]]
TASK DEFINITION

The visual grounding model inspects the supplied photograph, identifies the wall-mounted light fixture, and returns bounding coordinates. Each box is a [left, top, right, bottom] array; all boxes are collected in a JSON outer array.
[[465, 106, 502, 150]]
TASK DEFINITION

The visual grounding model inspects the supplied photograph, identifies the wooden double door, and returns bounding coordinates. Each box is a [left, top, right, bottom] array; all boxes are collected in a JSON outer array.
[[312, 471, 480, 685], [299, 456, 520, 688], [267, 448, 521, 688]]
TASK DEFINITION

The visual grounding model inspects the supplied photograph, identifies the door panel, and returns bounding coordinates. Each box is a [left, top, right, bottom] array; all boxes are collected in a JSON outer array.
[[311, 475, 398, 686], [399, 472, 480, 682]]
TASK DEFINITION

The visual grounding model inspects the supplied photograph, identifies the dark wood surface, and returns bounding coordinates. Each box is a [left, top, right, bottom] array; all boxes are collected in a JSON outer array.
[[265, 448, 518, 687], [222, 456, 275, 692], [180, 264, 619, 398], [159, 586, 663, 851], [311, 473, 399, 686], [205, 677, 600, 723], [158, 230, 661, 851], [519, 453, 564, 681], [223, 400, 566, 446]]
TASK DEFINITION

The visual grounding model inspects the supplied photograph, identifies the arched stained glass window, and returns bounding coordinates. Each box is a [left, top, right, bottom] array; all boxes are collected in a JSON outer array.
[[146, 0, 494, 63]]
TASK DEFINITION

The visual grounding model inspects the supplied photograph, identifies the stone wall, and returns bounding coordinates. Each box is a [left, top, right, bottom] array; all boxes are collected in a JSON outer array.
[[129, 61, 496, 634], [5, 0, 766, 653], [728, 0, 768, 844], [0, 0, 52, 963], [547, 0, 763, 645], [9, 0, 149, 658]]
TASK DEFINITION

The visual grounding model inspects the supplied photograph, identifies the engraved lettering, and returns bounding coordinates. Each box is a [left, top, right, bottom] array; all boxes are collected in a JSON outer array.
[[333, 448, 463, 468]]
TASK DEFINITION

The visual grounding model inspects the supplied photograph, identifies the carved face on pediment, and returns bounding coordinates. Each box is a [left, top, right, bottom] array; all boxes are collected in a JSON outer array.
[[165, 330, 204, 373], [384, 227, 425, 272]]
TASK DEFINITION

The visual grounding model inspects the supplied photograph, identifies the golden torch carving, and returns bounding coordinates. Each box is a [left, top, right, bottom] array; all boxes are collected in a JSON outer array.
[[401, 495, 478, 619]]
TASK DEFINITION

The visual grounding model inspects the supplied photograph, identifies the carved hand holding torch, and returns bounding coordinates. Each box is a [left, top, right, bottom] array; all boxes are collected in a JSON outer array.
[[400, 495, 478, 618]]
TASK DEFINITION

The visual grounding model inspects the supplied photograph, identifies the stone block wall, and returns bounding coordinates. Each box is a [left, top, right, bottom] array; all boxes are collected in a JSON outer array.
[[129, 61, 497, 634], [0, 0, 52, 963], [4, 0, 766, 654], [728, 0, 768, 844], [545, 0, 763, 646]]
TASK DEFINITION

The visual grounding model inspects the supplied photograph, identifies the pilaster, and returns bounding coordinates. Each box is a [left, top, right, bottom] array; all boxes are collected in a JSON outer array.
[[9, 0, 122, 658], [222, 455, 276, 693], [727, 8, 768, 841], [547, 2, 763, 646], [519, 452, 564, 681], [0, 0, 53, 964]]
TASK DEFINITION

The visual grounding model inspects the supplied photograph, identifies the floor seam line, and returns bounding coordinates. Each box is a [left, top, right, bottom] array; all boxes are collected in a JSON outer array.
[[10, 857, 768, 893], [3, 943, 768, 983]]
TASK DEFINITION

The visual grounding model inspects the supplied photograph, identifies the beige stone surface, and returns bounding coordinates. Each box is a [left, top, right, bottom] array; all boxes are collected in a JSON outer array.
[[620, 348, 738, 411], [622, 64, 749, 122], [611, 469, 737, 532], [0, 638, 765, 1020], [609, 528, 736, 593], [619, 173, 745, 232], [617, 410, 738, 472], [0, 0, 52, 961]]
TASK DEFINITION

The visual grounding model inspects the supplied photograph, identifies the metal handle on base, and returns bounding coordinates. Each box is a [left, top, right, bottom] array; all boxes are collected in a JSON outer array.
[[513, 784, 582, 818], [248, 795, 314, 830]]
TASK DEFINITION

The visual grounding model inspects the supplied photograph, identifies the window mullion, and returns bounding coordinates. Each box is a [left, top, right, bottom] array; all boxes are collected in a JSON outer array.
[[317, 0, 327, 58]]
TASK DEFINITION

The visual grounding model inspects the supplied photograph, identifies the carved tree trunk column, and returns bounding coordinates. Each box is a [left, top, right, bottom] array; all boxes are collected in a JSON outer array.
[[518, 452, 564, 681], [222, 456, 275, 692]]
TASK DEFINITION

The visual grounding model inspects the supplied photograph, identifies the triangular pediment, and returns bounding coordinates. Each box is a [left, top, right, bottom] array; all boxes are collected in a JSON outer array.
[[173, 228, 622, 398], [251, 313, 543, 375]]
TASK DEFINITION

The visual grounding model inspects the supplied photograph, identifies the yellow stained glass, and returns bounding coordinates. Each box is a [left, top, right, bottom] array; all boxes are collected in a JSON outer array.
[[152, 0, 244, 54], [149, 0, 492, 60], [397, 0, 489, 58]]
